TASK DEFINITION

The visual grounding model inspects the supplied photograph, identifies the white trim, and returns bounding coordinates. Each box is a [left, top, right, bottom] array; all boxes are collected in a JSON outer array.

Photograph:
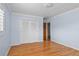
[[11, 40, 43, 46], [5, 46, 11, 56], [12, 12, 43, 18], [54, 7, 79, 17], [51, 39, 79, 51]]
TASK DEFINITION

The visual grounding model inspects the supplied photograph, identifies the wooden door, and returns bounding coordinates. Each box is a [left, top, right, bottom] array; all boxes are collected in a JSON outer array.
[[43, 23, 46, 41], [48, 23, 50, 40]]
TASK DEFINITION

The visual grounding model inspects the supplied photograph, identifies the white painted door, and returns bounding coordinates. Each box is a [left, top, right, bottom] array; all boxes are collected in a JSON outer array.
[[21, 20, 39, 43]]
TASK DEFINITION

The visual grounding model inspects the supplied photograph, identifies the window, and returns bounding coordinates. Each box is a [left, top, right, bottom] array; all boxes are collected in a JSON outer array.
[[0, 9, 4, 31]]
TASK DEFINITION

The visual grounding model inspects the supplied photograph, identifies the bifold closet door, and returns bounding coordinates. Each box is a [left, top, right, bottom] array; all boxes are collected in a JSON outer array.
[[30, 22, 39, 41], [21, 21, 39, 43], [22, 21, 30, 43]]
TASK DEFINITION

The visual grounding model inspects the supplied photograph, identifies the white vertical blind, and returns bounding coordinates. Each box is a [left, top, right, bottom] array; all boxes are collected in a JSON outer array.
[[0, 8, 4, 31]]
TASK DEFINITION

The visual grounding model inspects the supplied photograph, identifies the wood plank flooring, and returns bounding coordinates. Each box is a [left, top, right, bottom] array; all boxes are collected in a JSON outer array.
[[8, 41, 79, 56]]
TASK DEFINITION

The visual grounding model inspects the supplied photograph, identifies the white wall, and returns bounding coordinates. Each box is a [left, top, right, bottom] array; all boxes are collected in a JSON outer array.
[[0, 4, 43, 55], [11, 13, 43, 46], [43, 17, 51, 23], [0, 4, 11, 55], [51, 8, 79, 50]]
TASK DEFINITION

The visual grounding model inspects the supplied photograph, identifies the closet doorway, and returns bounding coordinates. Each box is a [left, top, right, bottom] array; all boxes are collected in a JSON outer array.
[[43, 22, 51, 41]]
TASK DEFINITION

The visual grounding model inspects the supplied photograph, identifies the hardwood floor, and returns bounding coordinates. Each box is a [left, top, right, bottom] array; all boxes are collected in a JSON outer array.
[[8, 41, 79, 56]]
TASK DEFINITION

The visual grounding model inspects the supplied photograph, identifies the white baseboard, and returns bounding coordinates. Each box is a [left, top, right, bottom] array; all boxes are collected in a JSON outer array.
[[11, 40, 43, 46], [5, 46, 11, 56], [52, 40, 79, 51]]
